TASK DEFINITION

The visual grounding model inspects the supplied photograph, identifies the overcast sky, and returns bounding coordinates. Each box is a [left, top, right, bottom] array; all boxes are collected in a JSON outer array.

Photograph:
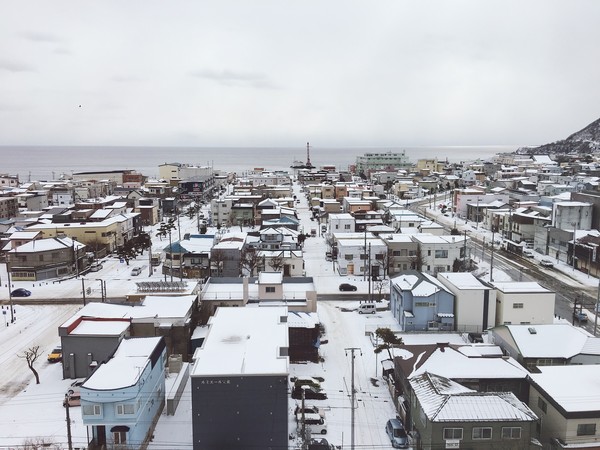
[[1, 0, 599, 148]]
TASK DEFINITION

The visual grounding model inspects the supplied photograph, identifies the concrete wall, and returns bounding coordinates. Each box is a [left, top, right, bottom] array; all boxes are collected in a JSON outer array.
[[496, 291, 555, 326]]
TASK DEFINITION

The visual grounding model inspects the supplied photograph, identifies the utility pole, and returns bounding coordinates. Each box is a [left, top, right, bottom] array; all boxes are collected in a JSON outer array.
[[595, 278, 599, 337], [345, 347, 362, 450], [301, 388, 308, 450], [490, 228, 495, 282], [572, 222, 578, 272], [81, 279, 86, 306], [65, 394, 73, 450], [368, 243, 372, 303]]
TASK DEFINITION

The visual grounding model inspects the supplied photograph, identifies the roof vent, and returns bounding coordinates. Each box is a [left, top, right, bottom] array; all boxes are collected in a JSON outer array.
[[528, 327, 537, 334]]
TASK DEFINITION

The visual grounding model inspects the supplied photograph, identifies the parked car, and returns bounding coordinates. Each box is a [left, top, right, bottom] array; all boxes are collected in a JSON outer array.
[[540, 259, 554, 268], [11, 288, 31, 297], [522, 249, 535, 258], [47, 346, 62, 363], [130, 267, 142, 276], [293, 377, 322, 390], [385, 418, 409, 448], [308, 438, 335, 450], [357, 303, 376, 314], [89, 262, 103, 272], [292, 385, 328, 400], [63, 391, 81, 407], [339, 283, 357, 292], [573, 311, 588, 322], [299, 413, 327, 435], [295, 405, 325, 420]]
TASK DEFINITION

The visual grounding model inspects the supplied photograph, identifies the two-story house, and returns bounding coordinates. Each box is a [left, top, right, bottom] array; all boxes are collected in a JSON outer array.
[[81, 337, 166, 450], [390, 270, 455, 331]]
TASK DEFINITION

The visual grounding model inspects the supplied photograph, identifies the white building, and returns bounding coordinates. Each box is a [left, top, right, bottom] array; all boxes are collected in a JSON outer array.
[[336, 236, 387, 277], [328, 213, 355, 233], [437, 272, 496, 333], [491, 281, 555, 326], [411, 234, 467, 275]]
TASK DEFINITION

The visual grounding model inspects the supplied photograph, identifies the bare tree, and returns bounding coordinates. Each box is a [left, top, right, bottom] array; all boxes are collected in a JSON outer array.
[[411, 243, 424, 271], [240, 247, 262, 276], [18, 346, 41, 384], [268, 253, 285, 272], [210, 249, 227, 277], [373, 279, 388, 301], [22, 438, 61, 450]]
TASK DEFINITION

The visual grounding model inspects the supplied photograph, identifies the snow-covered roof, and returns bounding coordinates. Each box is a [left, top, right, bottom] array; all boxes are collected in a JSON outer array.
[[437, 272, 491, 290], [410, 372, 537, 422], [402, 344, 527, 380], [8, 236, 85, 253], [70, 318, 130, 336], [287, 311, 320, 328], [530, 365, 600, 413], [259, 271, 283, 284], [191, 307, 289, 377], [60, 295, 197, 328], [82, 337, 163, 390], [490, 281, 551, 294], [498, 324, 597, 359]]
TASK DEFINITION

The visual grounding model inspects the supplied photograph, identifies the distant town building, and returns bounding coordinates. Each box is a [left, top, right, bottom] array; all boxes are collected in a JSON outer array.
[[355, 151, 411, 176]]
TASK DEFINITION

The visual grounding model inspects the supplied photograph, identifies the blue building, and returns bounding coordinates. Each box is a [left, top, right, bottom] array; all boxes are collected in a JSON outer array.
[[80, 336, 166, 450], [390, 270, 455, 331]]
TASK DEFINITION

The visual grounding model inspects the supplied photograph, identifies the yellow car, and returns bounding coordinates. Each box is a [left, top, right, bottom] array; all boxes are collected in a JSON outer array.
[[47, 346, 62, 363]]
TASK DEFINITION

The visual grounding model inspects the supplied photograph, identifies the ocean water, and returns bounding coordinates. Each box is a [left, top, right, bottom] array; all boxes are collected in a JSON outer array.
[[0, 145, 517, 181]]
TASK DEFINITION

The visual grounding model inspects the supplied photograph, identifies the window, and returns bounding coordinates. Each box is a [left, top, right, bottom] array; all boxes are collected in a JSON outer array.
[[408, 250, 416, 256], [265, 286, 275, 293], [82, 404, 102, 416], [393, 251, 401, 256], [537, 397, 547, 413], [116, 403, 136, 415], [345, 255, 353, 260], [443, 428, 463, 439], [501, 427, 521, 439], [344, 224, 351, 230], [375, 254, 384, 260], [427, 250, 432, 256], [114, 431, 127, 444], [577, 424, 596, 436], [513, 303, 524, 309], [472, 427, 492, 439], [359, 254, 367, 260], [435, 249, 448, 258]]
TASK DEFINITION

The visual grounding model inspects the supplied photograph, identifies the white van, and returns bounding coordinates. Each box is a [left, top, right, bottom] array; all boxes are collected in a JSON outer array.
[[299, 413, 327, 435], [357, 303, 376, 314]]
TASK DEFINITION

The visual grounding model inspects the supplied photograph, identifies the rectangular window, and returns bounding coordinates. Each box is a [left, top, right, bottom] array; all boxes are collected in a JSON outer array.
[[435, 249, 448, 258], [265, 286, 275, 293], [113, 431, 127, 444], [577, 424, 596, 436], [82, 404, 102, 416], [344, 224, 351, 230], [393, 251, 401, 256], [408, 250, 416, 256], [375, 254, 384, 260], [443, 428, 463, 439], [472, 427, 492, 439], [513, 303, 524, 309], [116, 403, 136, 415], [427, 250, 431, 256], [501, 427, 521, 439], [345, 255, 353, 260], [537, 397, 547, 413]]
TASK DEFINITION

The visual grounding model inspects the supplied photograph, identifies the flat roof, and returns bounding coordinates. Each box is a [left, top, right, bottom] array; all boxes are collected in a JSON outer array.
[[191, 307, 289, 377]]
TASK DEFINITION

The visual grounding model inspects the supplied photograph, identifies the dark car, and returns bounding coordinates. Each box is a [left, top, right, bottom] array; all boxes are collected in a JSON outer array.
[[292, 385, 328, 400], [339, 283, 357, 292], [11, 288, 31, 297]]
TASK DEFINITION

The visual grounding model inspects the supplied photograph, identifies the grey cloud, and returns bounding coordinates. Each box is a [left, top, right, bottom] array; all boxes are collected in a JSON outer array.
[[191, 69, 279, 89], [18, 31, 63, 43], [0, 60, 35, 72]]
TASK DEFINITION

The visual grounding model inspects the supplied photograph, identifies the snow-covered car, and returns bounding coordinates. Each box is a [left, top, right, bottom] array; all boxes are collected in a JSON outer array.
[[294, 405, 325, 420], [540, 259, 554, 268], [292, 385, 327, 400], [522, 249, 534, 258]]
